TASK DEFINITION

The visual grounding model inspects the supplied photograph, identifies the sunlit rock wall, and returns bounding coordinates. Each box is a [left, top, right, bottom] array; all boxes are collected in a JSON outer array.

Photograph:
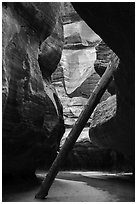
[[52, 2, 111, 128], [61, 20, 100, 96], [53, 2, 134, 170], [2, 2, 65, 176], [51, 3, 123, 171]]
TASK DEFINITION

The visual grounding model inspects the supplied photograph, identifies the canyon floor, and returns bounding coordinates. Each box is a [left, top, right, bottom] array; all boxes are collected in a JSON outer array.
[[3, 171, 135, 202]]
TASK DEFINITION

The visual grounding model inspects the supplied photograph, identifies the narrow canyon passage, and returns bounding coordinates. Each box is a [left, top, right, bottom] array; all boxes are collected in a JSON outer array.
[[2, 2, 135, 202]]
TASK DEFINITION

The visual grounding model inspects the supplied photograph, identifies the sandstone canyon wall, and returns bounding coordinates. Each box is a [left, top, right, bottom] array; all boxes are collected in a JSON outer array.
[[52, 3, 125, 171], [52, 2, 134, 171], [2, 2, 65, 176], [2, 2, 134, 176], [72, 2, 134, 166]]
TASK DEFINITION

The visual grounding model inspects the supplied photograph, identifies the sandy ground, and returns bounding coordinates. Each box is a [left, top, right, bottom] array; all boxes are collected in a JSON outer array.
[[2, 171, 135, 202]]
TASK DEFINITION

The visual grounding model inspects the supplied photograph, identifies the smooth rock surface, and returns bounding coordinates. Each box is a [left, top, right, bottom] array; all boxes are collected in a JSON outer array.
[[61, 20, 102, 97], [2, 2, 65, 176], [72, 3, 135, 162]]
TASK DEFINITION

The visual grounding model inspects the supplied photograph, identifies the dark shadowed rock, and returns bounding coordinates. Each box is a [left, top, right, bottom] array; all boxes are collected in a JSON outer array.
[[89, 95, 117, 149], [73, 3, 135, 166], [94, 41, 116, 95], [62, 138, 125, 171], [53, 3, 134, 171], [38, 15, 64, 78], [2, 2, 65, 176]]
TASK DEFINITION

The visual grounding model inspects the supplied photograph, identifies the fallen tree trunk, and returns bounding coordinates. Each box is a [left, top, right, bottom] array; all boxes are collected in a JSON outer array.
[[35, 55, 119, 199]]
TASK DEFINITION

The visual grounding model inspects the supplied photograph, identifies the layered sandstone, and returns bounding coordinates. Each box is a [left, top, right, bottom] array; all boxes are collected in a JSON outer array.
[[2, 2, 65, 176], [52, 3, 123, 171]]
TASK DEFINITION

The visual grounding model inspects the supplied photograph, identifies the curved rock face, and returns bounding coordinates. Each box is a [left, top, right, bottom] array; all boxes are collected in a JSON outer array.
[[2, 3, 65, 176], [72, 3, 135, 162], [89, 96, 117, 149], [38, 15, 64, 78], [94, 41, 116, 95], [61, 20, 103, 98], [52, 4, 110, 129]]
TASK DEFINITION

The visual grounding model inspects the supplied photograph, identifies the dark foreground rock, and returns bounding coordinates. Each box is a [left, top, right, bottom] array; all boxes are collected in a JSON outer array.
[[54, 3, 134, 171], [2, 2, 65, 177], [72, 3, 134, 165], [62, 139, 124, 171], [2, 2, 134, 178], [52, 3, 134, 171]]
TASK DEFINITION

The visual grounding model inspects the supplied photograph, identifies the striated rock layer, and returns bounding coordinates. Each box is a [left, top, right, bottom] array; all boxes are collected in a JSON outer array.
[[2, 2, 65, 176], [61, 19, 103, 99], [52, 3, 110, 128]]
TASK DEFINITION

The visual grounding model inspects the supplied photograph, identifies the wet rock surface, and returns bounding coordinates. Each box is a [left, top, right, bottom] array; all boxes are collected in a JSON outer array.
[[2, 2, 65, 176]]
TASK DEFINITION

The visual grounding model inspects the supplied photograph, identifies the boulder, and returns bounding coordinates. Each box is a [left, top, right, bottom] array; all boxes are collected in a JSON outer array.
[[89, 95, 117, 148], [2, 2, 65, 176]]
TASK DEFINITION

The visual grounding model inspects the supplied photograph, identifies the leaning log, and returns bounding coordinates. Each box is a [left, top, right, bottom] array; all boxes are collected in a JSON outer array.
[[35, 54, 119, 199]]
